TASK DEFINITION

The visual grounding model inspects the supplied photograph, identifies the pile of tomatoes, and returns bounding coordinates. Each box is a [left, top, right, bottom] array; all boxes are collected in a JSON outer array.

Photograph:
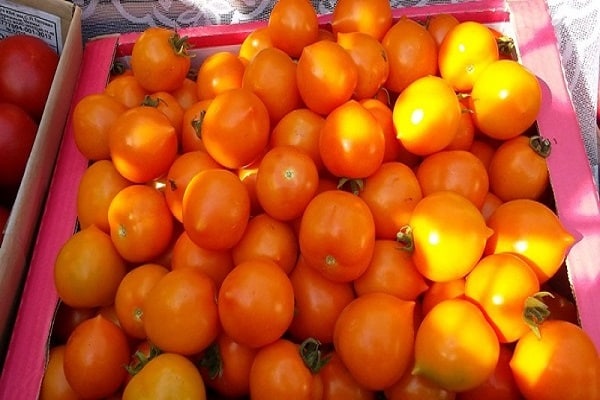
[[0, 34, 60, 239], [39, 0, 600, 399]]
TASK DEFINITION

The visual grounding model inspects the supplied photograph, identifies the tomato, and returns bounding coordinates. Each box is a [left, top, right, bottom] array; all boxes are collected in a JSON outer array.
[[72, 93, 127, 161], [249, 338, 322, 400], [421, 278, 466, 316], [122, 353, 206, 400], [267, 0, 319, 59], [485, 199, 576, 283], [469, 59, 542, 140], [196, 51, 245, 100], [299, 190, 376, 282], [438, 21, 499, 92], [444, 101, 476, 151], [114, 263, 169, 339], [63, 315, 130, 399], [218, 259, 295, 348], [479, 191, 503, 221], [198, 332, 258, 398], [416, 150, 490, 208], [238, 26, 274, 62], [413, 298, 500, 392], [170, 231, 234, 289], [242, 46, 302, 124], [180, 99, 212, 153], [360, 98, 407, 164], [336, 31, 390, 100], [256, 145, 318, 221], [231, 212, 299, 274], [469, 138, 498, 171], [142, 91, 185, 139], [426, 13, 460, 47], [201, 87, 270, 169], [54, 225, 127, 308], [170, 77, 200, 111], [331, 0, 393, 41], [182, 168, 250, 250], [333, 292, 415, 390], [405, 191, 493, 282], [319, 351, 376, 400], [108, 106, 178, 183], [130, 27, 191, 92], [50, 303, 96, 345], [76, 160, 131, 232], [353, 239, 429, 301], [465, 253, 541, 343], [0, 102, 38, 188], [393, 75, 462, 156], [270, 108, 326, 173], [457, 344, 521, 400], [0, 34, 59, 120], [143, 267, 219, 355], [104, 74, 149, 108], [319, 100, 385, 179], [108, 184, 175, 263], [238, 157, 264, 217], [384, 369, 457, 400], [39, 345, 80, 400], [163, 150, 221, 222], [382, 16, 438, 94], [488, 135, 550, 201], [296, 40, 358, 115], [288, 256, 355, 344], [510, 320, 600, 400]]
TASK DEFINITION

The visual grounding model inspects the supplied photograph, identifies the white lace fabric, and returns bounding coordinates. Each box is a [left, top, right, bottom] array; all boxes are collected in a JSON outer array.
[[72, 0, 600, 181]]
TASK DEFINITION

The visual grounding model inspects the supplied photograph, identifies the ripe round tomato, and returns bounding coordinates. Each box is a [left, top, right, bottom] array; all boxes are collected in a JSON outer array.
[[479, 191, 503, 221], [406, 191, 493, 282], [382, 16, 438, 94], [299, 190, 376, 282], [108, 106, 178, 183], [142, 91, 185, 139], [469, 59, 542, 140], [331, 0, 393, 41], [384, 369, 457, 400], [319, 100, 385, 179], [40, 345, 80, 400], [54, 225, 127, 308], [130, 27, 191, 92], [267, 0, 319, 59], [438, 21, 499, 92], [393, 75, 462, 156], [122, 353, 206, 400], [201, 87, 270, 169], [107, 184, 175, 263], [63, 315, 130, 399], [50, 303, 96, 345], [114, 263, 169, 339], [425, 13, 460, 47], [510, 320, 600, 400], [296, 39, 358, 115], [0, 102, 38, 188], [170, 77, 199, 111], [72, 93, 127, 161], [242, 46, 302, 124], [318, 351, 376, 400], [255, 145, 319, 221], [413, 298, 500, 392], [182, 168, 250, 250], [143, 267, 219, 355], [288, 256, 355, 344], [103, 74, 149, 108], [196, 51, 245, 100], [238, 26, 274, 62], [0, 34, 59, 120], [416, 150, 490, 208], [76, 160, 131, 232], [333, 293, 415, 390], [465, 253, 541, 343], [218, 259, 295, 348], [444, 99, 476, 151], [359, 98, 408, 164], [353, 239, 429, 301], [485, 199, 576, 283], [336, 31, 390, 100], [421, 278, 466, 316], [488, 135, 550, 201], [180, 99, 212, 153]]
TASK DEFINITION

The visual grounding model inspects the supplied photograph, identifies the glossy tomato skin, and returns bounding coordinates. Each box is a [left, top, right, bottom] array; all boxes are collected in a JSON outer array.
[[331, 0, 393, 41], [0, 102, 38, 188], [267, 0, 319, 59], [0, 35, 59, 120], [299, 190, 376, 283], [122, 353, 206, 400], [318, 352, 376, 400], [39, 345, 80, 400]]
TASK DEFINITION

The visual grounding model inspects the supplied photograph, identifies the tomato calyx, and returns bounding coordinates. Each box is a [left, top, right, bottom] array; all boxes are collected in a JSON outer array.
[[337, 177, 365, 195], [299, 337, 330, 374], [395, 225, 415, 252], [125, 343, 162, 376], [529, 135, 552, 158], [523, 291, 554, 339], [496, 35, 516, 59], [191, 110, 206, 140], [197, 341, 223, 380], [168, 33, 193, 58], [141, 94, 166, 109], [110, 61, 127, 77]]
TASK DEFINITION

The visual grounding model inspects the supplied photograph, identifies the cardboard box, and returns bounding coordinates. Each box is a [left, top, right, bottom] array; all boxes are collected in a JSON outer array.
[[0, 0, 83, 361], [1, 0, 599, 397]]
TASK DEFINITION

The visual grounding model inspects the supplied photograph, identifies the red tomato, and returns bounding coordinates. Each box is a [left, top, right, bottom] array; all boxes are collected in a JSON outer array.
[[0, 102, 38, 188], [0, 35, 59, 120]]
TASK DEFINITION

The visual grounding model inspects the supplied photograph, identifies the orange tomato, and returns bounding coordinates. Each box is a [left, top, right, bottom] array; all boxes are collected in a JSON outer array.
[[426, 13, 460, 47], [331, 0, 393, 41], [180, 99, 212, 153], [267, 0, 319, 59], [384, 369, 457, 400], [238, 26, 274, 62], [39, 345, 80, 400], [103, 74, 148, 109], [196, 51, 246, 100], [421, 278, 466, 316]]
